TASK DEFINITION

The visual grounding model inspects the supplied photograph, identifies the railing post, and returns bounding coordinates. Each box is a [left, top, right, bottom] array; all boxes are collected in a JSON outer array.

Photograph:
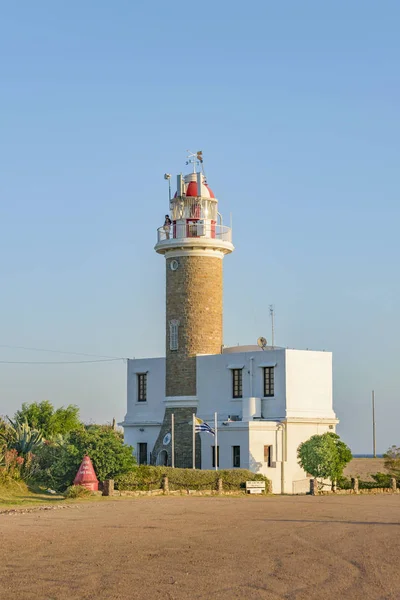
[[351, 477, 359, 494], [310, 479, 318, 496], [102, 480, 114, 497], [391, 477, 397, 492], [162, 475, 169, 494], [217, 478, 223, 494]]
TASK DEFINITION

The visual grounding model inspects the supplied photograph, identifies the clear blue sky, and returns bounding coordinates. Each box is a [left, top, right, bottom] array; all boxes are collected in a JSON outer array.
[[1, 1, 399, 453]]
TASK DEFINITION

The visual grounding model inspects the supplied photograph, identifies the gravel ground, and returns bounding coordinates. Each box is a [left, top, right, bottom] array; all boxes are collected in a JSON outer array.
[[344, 458, 388, 481], [1, 494, 399, 600]]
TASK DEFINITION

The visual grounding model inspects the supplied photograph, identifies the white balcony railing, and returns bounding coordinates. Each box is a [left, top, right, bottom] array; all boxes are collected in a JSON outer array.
[[157, 221, 232, 244]]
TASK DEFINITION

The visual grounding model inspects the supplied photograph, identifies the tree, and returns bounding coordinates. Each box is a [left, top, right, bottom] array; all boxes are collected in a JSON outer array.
[[14, 401, 82, 439], [384, 446, 400, 479], [34, 425, 136, 491], [297, 432, 352, 488]]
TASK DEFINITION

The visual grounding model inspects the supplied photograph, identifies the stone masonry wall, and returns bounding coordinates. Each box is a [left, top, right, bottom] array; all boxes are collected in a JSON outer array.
[[150, 407, 201, 469], [165, 254, 223, 397]]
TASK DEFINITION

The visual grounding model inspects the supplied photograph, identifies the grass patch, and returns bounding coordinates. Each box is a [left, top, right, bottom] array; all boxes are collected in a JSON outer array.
[[0, 479, 65, 509]]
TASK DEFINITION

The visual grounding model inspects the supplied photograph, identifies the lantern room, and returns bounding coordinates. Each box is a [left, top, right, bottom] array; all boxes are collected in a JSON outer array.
[[155, 155, 233, 254]]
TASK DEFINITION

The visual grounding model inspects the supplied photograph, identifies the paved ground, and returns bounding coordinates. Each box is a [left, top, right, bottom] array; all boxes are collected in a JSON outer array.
[[1, 495, 399, 600]]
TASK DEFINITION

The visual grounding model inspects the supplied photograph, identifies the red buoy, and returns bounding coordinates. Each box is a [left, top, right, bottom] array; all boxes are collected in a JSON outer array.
[[73, 455, 99, 491]]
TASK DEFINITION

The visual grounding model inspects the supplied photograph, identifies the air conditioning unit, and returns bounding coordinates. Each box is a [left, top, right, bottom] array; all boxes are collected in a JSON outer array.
[[228, 415, 240, 421]]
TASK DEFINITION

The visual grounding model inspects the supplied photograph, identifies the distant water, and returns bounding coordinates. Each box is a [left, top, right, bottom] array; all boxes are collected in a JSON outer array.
[[353, 454, 384, 458]]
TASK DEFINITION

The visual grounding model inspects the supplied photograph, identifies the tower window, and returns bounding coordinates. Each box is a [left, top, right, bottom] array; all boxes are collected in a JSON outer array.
[[137, 373, 147, 402], [232, 369, 243, 398], [263, 367, 274, 397], [169, 320, 179, 351]]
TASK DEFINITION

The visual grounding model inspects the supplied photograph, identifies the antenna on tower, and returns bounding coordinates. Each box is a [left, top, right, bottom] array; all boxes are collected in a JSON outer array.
[[186, 150, 203, 173], [269, 305, 275, 348], [164, 173, 172, 203]]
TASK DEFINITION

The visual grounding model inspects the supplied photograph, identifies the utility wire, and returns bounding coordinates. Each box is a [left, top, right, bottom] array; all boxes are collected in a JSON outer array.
[[0, 358, 125, 365], [0, 344, 125, 360]]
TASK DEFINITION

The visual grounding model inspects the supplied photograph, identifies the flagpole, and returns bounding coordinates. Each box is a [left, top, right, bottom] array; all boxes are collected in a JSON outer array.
[[171, 413, 175, 468], [214, 411, 218, 471], [192, 413, 196, 469]]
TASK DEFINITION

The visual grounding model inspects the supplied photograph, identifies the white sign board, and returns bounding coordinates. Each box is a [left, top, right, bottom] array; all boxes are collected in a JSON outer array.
[[246, 481, 265, 494]]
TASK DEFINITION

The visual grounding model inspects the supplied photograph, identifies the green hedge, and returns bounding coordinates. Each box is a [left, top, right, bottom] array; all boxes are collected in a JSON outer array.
[[115, 466, 270, 492]]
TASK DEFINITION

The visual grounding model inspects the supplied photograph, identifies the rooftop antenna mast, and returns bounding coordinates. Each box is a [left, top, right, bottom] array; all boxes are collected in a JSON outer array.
[[269, 305, 275, 348], [186, 150, 203, 174]]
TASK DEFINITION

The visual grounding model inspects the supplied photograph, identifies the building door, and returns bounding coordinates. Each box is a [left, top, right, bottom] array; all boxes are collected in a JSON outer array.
[[156, 450, 168, 466], [138, 443, 148, 465]]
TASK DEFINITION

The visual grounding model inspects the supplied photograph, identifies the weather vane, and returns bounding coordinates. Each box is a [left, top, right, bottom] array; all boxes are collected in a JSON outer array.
[[186, 150, 203, 173]]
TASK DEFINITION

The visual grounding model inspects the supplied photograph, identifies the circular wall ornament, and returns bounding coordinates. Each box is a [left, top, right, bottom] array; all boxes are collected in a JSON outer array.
[[170, 259, 179, 271], [163, 433, 171, 446]]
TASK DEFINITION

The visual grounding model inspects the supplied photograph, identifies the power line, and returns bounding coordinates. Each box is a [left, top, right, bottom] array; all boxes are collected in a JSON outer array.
[[0, 358, 125, 365], [0, 344, 124, 360]]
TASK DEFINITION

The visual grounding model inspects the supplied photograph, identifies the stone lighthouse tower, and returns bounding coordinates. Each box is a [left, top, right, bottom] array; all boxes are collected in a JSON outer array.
[[151, 152, 234, 467]]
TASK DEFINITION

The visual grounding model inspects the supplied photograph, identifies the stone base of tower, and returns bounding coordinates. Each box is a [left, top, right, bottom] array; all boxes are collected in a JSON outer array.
[[150, 407, 201, 469]]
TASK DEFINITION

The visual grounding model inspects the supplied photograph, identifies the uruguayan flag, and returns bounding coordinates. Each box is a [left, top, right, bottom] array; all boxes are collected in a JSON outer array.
[[195, 417, 215, 436]]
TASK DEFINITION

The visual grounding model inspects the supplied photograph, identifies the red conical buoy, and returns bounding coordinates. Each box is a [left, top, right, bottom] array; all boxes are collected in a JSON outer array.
[[73, 455, 98, 491]]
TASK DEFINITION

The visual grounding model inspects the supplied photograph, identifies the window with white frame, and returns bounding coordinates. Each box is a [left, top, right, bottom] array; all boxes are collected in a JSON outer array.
[[169, 320, 179, 351]]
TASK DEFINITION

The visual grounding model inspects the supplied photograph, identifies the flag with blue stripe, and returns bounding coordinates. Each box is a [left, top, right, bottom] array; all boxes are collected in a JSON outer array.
[[195, 417, 215, 436]]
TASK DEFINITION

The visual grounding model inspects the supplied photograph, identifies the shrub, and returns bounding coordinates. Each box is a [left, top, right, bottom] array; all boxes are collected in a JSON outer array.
[[337, 476, 352, 490], [384, 446, 400, 479], [33, 425, 135, 491], [64, 485, 92, 499], [370, 472, 392, 488], [115, 466, 270, 492]]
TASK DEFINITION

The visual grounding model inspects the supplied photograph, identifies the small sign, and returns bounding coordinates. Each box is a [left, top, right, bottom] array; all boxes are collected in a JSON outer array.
[[246, 481, 265, 494]]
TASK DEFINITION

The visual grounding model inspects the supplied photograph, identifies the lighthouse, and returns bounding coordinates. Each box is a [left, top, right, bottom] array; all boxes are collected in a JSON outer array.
[[122, 151, 337, 491], [149, 152, 234, 467]]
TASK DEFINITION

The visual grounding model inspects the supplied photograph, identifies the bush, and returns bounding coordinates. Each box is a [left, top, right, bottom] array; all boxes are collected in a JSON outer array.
[[384, 446, 400, 479], [64, 485, 92, 499], [115, 466, 270, 492], [33, 425, 136, 492]]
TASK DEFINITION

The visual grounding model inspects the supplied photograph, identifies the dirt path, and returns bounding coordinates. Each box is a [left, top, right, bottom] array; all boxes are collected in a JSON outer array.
[[1, 495, 399, 600]]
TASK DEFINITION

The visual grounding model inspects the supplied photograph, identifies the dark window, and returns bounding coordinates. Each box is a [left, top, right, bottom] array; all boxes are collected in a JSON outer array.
[[212, 446, 220, 468], [138, 443, 148, 465], [264, 445, 272, 467], [263, 367, 274, 397], [232, 446, 240, 468], [232, 369, 243, 398], [137, 373, 147, 402]]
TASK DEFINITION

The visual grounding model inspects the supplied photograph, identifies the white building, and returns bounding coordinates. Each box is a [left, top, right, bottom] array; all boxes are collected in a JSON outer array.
[[122, 153, 338, 493]]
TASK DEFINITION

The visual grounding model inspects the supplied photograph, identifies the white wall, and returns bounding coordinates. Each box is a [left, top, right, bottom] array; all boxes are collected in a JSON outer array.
[[125, 357, 165, 424], [123, 357, 165, 463], [123, 425, 160, 465], [196, 348, 287, 421], [285, 350, 335, 419]]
